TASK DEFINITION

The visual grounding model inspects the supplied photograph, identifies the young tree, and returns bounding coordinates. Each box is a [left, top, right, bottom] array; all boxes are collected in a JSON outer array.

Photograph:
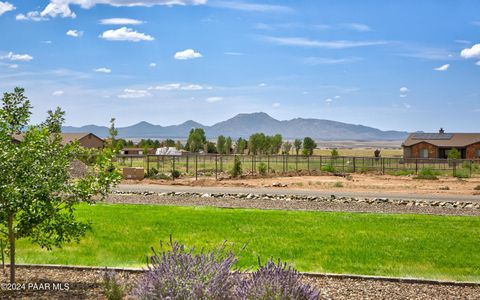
[[217, 135, 226, 154], [236, 138, 247, 154], [186, 128, 206, 152], [302, 137, 317, 156], [447, 148, 461, 160], [0, 88, 121, 283], [109, 118, 118, 149], [283, 141, 292, 155], [175, 140, 183, 150], [269, 134, 283, 155], [331, 148, 339, 158], [293, 139, 302, 156], [225, 137, 232, 155], [248, 133, 266, 155]]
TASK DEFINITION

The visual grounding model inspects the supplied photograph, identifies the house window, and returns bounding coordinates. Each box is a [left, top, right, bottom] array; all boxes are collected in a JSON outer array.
[[420, 149, 428, 158]]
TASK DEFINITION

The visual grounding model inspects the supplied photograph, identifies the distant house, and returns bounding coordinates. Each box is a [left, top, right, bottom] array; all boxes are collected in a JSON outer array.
[[402, 129, 480, 159], [119, 148, 155, 155], [155, 147, 183, 156], [12, 132, 104, 149]]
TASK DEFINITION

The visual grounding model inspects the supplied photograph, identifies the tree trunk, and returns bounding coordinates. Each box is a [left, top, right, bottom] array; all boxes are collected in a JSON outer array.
[[7, 213, 15, 284]]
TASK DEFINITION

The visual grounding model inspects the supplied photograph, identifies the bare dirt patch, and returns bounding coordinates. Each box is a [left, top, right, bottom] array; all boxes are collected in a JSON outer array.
[[124, 173, 480, 196]]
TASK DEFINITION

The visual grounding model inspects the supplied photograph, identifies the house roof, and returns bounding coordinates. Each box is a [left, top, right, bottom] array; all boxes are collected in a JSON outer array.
[[12, 132, 103, 145], [403, 133, 480, 147]]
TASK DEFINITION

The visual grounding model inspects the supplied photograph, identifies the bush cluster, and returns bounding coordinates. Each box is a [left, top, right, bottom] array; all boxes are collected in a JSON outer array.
[[414, 168, 440, 180], [131, 238, 319, 300]]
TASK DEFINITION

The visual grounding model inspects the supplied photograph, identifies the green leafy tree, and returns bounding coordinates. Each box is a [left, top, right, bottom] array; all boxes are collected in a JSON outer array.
[[0, 88, 121, 283], [249, 133, 267, 155], [225, 137, 232, 155], [186, 128, 206, 152], [293, 139, 302, 156], [236, 138, 247, 154], [447, 148, 461, 160], [283, 141, 292, 155], [109, 118, 118, 149], [302, 137, 317, 156], [269, 134, 283, 155], [175, 140, 183, 150], [217, 135, 226, 154], [331, 148, 339, 157], [204, 141, 217, 153]]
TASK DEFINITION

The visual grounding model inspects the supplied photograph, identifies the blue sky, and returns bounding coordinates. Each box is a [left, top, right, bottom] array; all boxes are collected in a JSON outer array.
[[0, 0, 479, 132]]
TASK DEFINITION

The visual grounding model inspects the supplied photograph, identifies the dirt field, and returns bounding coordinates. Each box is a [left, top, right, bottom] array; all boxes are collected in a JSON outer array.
[[128, 173, 480, 196]]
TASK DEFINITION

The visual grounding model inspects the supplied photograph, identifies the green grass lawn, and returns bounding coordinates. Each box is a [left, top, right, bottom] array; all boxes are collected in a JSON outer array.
[[16, 204, 480, 281]]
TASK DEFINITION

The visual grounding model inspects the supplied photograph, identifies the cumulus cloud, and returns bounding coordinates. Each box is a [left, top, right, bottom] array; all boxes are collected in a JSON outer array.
[[206, 96, 222, 103], [174, 49, 202, 60], [66, 29, 83, 37], [93, 67, 111, 73], [149, 62, 156, 67], [100, 27, 154, 42], [399, 87, 409, 93], [7, 64, 18, 69], [262, 36, 387, 49], [16, 11, 49, 21], [99, 18, 143, 25], [460, 44, 480, 59], [149, 83, 207, 91], [0, 1, 15, 16], [1, 52, 33, 61], [434, 64, 449, 71], [52, 90, 64, 96], [19, 0, 205, 20], [118, 88, 152, 99]]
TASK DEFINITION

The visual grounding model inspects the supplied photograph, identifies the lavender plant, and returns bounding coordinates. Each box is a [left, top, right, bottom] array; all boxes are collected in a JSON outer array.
[[235, 258, 320, 300], [132, 237, 240, 299], [102, 268, 126, 300]]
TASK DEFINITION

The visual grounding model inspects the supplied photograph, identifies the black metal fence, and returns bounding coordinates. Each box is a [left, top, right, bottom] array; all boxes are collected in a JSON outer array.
[[114, 154, 480, 179]]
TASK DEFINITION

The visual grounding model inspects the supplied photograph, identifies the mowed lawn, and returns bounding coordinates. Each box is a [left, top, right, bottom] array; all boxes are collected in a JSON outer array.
[[16, 204, 480, 281]]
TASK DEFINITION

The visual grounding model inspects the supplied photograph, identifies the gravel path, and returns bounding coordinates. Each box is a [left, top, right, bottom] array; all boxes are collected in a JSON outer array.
[[1, 266, 479, 299], [106, 192, 480, 216]]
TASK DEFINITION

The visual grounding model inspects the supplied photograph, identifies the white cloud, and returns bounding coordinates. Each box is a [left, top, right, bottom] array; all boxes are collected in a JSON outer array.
[[210, 1, 293, 13], [16, 11, 49, 21], [100, 27, 154, 42], [93, 67, 111, 73], [52, 90, 64, 96], [7, 64, 18, 69], [303, 57, 361, 65], [66, 29, 83, 37], [224, 52, 245, 56], [334, 95, 341, 99], [272, 102, 281, 107], [149, 62, 156, 67], [341, 23, 370, 32], [149, 83, 208, 91], [262, 36, 387, 49], [1, 52, 33, 61], [399, 94, 407, 98], [118, 88, 152, 99], [460, 44, 480, 59], [472, 21, 480, 26], [100, 18, 143, 25], [174, 49, 202, 60], [325, 98, 333, 103], [206, 96, 223, 103], [23, 0, 206, 20], [0, 1, 15, 16], [258, 83, 267, 87], [399, 87, 409, 93], [42, 40, 53, 44], [434, 64, 449, 71]]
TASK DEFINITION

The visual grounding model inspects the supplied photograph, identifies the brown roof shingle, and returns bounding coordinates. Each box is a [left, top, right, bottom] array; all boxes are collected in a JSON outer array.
[[403, 133, 480, 147]]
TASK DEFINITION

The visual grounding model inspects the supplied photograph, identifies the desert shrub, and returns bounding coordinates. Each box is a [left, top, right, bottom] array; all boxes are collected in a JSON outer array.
[[414, 168, 439, 180], [103, 269, 126, 300], [132, 238, 240, 299], [235, 258, 319, 300], [447, 148, 461, 160], [258, 162, 267, 176], [331, 148, 339, 157], [389, 169, 415, 176], [171, 170, 181, 179], [454, 169, 470, 179], [231, 156, 242, 178], [474, 185, 480, 191], [321, 164, 336, 173], [146, 167, 159, 178], [333, 182, 344, 188]]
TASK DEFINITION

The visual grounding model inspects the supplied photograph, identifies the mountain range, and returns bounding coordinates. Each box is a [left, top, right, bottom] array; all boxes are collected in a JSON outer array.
[[62, 112, 408, 140]]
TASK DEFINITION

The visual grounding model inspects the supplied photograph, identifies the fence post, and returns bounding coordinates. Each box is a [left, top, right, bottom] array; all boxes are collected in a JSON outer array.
[[295, 155, 298, 172], [195, 155, 198, 181], [130, 156, 133, 167], [215, 155, 218, 180], [415, 159, 418, 174], [267, 155, 270, 174], [307, 156, 310, 173], [453, 160, 456, 177], [320, 156, 322, 170], [470, 160, 473, 177], [353, 157, 356, 173], [157, 155, 160, 170], [172, 155, 175, 181], [252, 155, 255, 174], [147, 155, 150, 172]]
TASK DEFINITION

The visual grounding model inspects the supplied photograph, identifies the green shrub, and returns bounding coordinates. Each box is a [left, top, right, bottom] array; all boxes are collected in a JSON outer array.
[[447, 148, 461, 160], [414, 168, 439, 180], [321, 164, 336, 173], [390, 169, 415, 176], [146, 167, 159, 178], [331, 149, 339, 157], [258, 162, 268, 176], [454, 169, 470, 179], [231, 156, 242, 178], [171, 170, 181, 179], [333, 182, 344, 188]]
